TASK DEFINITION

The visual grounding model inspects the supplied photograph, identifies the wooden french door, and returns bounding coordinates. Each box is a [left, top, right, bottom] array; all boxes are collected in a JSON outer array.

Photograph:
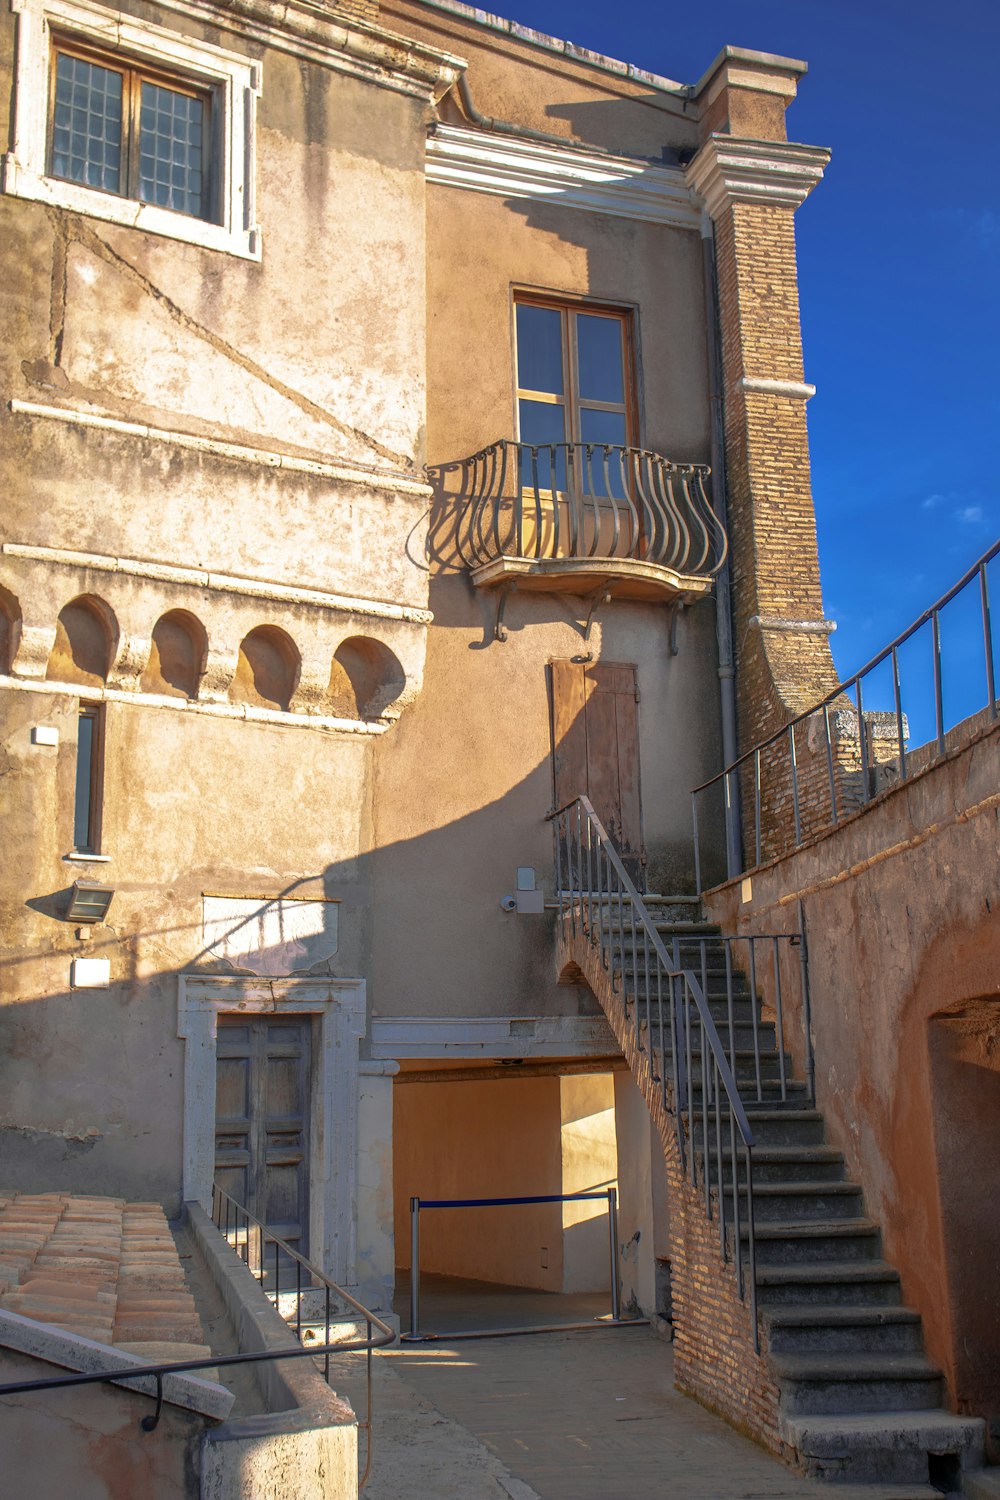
[[214, 1016, 312, 1258], [549, 659, 646, 889]]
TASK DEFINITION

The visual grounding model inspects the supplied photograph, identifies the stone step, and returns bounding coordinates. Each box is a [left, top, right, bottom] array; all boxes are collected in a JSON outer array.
[[741, 1218, 881, 1266], [704, 1144, 847, 1185], [705, 1107, 827, 1148], [764, 1304, 925, 1356], [687, 1079, 811, 1112], [781, 1409, 984, 1486], [755, 1261, 903, 1308], [728, 1181, 865, 1223], [772, 1352, 944, 1415]]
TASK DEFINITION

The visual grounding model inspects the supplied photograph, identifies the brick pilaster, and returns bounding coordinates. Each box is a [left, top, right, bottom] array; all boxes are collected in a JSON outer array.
[[688, 116, 837, 758]]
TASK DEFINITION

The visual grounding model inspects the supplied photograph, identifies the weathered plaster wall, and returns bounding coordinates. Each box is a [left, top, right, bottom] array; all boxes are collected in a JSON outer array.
[[703, 718, 1000, 1418], [0, 687, 373, 1207], [371, 129, 721, 1022]]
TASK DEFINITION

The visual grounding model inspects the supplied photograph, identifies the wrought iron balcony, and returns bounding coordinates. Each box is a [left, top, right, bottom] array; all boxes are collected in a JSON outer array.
[[439, 439, 728, 605]]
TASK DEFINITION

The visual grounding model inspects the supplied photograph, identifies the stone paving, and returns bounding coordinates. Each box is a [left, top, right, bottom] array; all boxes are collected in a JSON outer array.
[[0, 1192, 212, 1365], [330, 1278, 949, 1500]]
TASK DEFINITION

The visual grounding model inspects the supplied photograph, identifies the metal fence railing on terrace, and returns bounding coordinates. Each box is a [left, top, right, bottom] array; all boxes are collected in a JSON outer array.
[[440, 439, 729, 577], [692, 539, 999, 891]]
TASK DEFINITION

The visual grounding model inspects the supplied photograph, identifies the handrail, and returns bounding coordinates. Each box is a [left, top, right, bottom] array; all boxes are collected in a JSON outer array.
[[210, 1184, 394, 1490], [692, 538, 1000, 887], [552, 794, 759, 1349], [434, 438, 728, 578], [0, 1192, 394, 1491]]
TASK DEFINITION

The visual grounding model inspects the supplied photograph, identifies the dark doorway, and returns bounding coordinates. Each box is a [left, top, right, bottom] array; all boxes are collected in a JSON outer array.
[[214, 1015, 312, 1257]]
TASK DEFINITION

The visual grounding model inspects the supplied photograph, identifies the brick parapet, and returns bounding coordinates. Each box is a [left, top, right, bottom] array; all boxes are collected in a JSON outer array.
[[557, 915, 785, 1454]]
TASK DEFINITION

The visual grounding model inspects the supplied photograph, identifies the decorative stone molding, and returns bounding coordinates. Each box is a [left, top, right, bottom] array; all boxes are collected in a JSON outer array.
[[686, 135, 830, 218], [426, 123, 701, 230], [2, 543, 433, 627], [370, 1013, 618, 1058], [177, 974, 365, 1284], [107, 633, 152, 692], [10, 621, 56, 679], [8, 403, 434, 504], [739, 376, 816, 401]]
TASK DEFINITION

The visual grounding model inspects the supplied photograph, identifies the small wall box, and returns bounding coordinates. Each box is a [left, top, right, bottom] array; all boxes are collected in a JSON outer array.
[[71, 958, 111, 989], [31, 726, 59, 746]]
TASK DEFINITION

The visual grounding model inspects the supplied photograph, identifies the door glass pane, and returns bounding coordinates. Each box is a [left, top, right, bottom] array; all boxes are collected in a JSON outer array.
[[580, 408, 628, 447], [139, 81, 205, 216], [519, 400, 567, 491], [577, 314, 625, 404], [516, 304, 564, 395], [53, 53, 123, 192]]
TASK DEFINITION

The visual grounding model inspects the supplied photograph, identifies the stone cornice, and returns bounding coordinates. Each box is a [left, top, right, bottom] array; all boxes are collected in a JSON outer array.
[[426, 123, 701, 230], [132, 0, 466, 100], [686, 135, 830, 218]]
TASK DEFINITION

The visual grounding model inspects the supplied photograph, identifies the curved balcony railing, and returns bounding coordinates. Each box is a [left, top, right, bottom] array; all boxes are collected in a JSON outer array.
[[446, 439, 728, 578]]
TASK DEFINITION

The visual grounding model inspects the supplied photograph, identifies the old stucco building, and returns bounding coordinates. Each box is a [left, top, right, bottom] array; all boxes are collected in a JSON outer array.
[[2, 0, 997, 1485]]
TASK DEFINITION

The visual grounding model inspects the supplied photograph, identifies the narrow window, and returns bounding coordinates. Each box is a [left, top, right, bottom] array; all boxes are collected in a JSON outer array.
[[74, 705, 104, 854], [50, 38, 214, 222]]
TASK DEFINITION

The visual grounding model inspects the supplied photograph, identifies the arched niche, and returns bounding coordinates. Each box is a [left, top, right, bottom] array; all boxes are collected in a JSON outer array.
[[141, 610, 207, 699], [46, 595, 117, 687], [329, 636, 406, 721], [0, 585, 21, 674], [231, 625, 300, 713]]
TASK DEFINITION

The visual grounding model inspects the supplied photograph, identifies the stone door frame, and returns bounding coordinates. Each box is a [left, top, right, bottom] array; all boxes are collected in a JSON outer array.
[[177, 973, 365, 1284]]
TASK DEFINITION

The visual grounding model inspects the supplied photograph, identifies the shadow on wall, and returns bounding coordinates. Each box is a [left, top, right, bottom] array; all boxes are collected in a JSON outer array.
[[0, 737, 607, 1207], [927, 997, 1000, 1417]]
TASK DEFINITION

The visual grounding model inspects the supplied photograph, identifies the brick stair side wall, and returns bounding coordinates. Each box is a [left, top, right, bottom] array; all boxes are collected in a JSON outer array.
[[556, 916, 787, 1457]]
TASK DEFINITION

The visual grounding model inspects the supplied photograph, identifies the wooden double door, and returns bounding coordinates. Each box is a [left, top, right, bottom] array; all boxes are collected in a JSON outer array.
[[214, 1016, 312, 1258], [549, 659, 646, 889]]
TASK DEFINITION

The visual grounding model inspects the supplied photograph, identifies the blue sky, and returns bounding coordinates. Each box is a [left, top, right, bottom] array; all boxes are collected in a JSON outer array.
[[498, 0, 1000, 741]]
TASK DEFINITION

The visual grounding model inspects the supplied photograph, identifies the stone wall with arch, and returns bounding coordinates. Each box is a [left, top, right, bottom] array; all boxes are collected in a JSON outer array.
[[0, 550, 428, 730]]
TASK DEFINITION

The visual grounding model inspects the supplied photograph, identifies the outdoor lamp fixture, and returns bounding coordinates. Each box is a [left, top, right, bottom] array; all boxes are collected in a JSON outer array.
[[65, 879, 115, 924]]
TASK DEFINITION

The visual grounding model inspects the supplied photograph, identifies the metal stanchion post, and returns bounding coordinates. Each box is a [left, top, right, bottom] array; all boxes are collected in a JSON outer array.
[[409, 1197, 420, 1338], [607, 1187, 621, 1321]]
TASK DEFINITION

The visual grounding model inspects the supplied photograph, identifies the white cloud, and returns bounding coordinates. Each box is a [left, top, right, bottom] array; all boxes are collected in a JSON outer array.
[[958, 506, 984, 524]]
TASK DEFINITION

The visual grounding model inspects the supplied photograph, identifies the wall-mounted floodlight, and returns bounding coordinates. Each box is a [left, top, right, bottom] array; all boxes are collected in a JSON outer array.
[[65, 880, 115, 924]]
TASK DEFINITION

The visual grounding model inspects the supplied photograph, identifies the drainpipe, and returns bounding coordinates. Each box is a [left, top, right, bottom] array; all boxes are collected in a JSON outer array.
[[700, 210, 742, 879]]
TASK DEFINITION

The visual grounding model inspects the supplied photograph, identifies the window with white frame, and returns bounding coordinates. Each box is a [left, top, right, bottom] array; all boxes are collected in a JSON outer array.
[[3, 0, 261, 259]]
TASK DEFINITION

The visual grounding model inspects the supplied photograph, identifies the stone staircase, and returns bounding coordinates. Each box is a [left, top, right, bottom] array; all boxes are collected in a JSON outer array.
[[562, 881, 984, 1489]]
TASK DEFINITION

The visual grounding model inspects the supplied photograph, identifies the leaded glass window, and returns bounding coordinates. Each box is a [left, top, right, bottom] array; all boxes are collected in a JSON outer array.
[[49, 39, 213, 222]]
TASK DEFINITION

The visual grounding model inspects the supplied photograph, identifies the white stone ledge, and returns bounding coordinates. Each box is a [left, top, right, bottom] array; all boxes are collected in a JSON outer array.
[[0, 674, 392, 734], [1, 542, 434, 626], [427, 123, 700, 230], [0, 1309, 234, 1420], [8, 401, 434, 500], [739, 376, 816, 400]]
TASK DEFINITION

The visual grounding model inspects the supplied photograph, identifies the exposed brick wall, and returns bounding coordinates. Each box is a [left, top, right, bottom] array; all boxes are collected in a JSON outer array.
[[558, 916, 788, 1455], [706, 187, 843, 863], [325, 0, 379, 21]]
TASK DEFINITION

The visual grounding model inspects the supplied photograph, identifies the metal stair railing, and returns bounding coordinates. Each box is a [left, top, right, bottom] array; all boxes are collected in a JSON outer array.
[[551, 795, 759, 1350]]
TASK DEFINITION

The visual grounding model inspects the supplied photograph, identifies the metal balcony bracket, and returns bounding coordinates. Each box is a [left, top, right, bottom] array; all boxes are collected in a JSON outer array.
[[494, 580, 518, 642], [573, 588, 613, 663]]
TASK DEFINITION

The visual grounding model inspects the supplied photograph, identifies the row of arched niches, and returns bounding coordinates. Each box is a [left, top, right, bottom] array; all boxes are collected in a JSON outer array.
[[0, 589, 408, 722]]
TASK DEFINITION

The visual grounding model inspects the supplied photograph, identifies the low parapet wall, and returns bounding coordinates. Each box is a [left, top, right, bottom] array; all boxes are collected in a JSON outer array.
[[184, 1202, 359, 1498], [703, 715, 1000, 1422]]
